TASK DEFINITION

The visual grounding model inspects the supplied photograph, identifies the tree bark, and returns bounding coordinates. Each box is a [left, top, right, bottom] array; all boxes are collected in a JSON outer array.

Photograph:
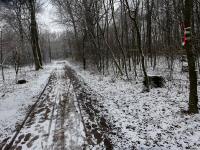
[[28, 0, 42, 70], [0, 30, 5, 81], [184, 0, 199, 113]]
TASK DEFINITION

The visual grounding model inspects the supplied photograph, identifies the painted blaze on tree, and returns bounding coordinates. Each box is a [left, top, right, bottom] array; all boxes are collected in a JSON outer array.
[[182, 26, 191, 48]]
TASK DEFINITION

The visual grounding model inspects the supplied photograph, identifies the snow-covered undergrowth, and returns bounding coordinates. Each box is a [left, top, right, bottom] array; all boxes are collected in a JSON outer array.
[[0, 61, 63, 141], [67, 59, 200, 150]]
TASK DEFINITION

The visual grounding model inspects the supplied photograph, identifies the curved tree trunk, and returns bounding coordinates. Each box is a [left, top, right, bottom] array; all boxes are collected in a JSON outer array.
[[125, 0, 150, 91]]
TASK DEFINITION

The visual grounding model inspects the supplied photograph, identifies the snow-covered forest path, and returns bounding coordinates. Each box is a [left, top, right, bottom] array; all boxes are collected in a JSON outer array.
[[0, 61, 112, 150]]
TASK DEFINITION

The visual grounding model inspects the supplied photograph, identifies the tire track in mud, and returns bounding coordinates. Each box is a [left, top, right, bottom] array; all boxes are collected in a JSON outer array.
[[51, 70, 70, 150], [65, 65, 113, 150], [50, 68, 86, 150]]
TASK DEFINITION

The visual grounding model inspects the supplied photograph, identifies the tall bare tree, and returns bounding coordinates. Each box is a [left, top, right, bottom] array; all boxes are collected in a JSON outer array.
[[27, 0, 43, 70], [125, 0, 150, 91], [183, 0, 199, 113]]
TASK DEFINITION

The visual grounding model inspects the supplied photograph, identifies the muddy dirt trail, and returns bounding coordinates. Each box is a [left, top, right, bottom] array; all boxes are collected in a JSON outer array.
[[0, 63, 113, 150]]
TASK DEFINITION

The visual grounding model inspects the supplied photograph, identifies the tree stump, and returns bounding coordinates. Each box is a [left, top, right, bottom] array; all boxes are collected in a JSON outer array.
[[180, 55, 187, 62], [182, 65, 189, 72], [143, 76, 165, 88]]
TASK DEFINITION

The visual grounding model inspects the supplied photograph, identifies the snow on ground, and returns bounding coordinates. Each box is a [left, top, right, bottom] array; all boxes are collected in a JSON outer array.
[[0, 61, 64, 140], [66, 59, 200, 150]]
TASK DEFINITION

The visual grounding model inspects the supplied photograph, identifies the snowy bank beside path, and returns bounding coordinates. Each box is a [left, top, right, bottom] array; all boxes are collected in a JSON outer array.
[[0, 61, 64, 140], [66, 60, 200, 150]]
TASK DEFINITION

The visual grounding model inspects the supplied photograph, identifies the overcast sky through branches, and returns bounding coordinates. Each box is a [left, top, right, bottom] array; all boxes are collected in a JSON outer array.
[[37, 0, 65, 33]]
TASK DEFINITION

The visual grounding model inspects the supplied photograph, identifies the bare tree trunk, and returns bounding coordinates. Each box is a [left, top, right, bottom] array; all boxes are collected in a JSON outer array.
[[28, 0, 42, 70], [110, 0, 129, 79], [35, 25, 43, 66], [16, 8, 24, 79], [125, 0, 150, 91], [183, 0, 199, 113], [48, 35, 52, 63], [146, 0, 154, 66], [82, 29, 86, 70], [0, 30, 4, 81]]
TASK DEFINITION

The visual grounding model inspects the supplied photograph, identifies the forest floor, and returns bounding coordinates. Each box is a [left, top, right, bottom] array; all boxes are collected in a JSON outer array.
[[65, 59, 200, 150], [0, 60, 200, 150]]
